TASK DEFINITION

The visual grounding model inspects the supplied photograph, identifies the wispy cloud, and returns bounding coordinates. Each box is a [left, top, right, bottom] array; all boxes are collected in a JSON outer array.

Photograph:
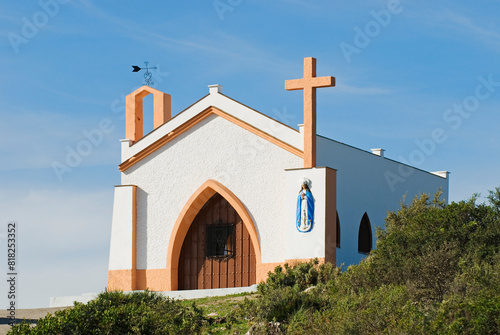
[[407, 5, 500, 53], [73, 0, 295, 76], [272, 0, 323, 10], [0, 108, 118, 172], [444, 11, 500, 41], [335, 83, 393, 95], [28, 78, 110, 106]]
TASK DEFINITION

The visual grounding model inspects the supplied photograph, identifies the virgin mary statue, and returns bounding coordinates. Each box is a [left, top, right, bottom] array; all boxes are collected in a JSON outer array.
[[296, 178, 314, 232]]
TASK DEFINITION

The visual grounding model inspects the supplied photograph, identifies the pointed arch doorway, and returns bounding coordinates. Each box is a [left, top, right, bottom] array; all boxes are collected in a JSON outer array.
[[178, 193, 256, 290]]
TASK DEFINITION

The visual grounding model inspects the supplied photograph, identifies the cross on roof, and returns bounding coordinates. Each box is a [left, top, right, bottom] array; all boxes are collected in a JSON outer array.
[[285, 57, 335, 168]]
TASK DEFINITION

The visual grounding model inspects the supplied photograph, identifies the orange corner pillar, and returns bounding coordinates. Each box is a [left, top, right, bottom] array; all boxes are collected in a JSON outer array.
[[285, 57, 335, 168], [125, 86, 171, 142]]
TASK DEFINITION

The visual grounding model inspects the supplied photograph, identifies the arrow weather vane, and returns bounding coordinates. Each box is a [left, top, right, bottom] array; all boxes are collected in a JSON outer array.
[[132, 61, 157, 86]]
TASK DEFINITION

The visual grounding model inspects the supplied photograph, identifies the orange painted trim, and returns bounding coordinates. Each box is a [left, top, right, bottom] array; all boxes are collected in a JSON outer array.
[[107, 269, 135, 291], [107, 269, 171, 291], [166, 179, 262, 291], [119, 106, 303, 172], [107, 269, 169, 292], [136, 269, 169, 291], [125, 86, 171, 143]]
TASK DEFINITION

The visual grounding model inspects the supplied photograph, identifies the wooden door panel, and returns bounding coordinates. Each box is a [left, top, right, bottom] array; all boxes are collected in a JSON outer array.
[[242, 226, 250, 287], [234, 216, 243, 288], [178, 193, 256, 290]]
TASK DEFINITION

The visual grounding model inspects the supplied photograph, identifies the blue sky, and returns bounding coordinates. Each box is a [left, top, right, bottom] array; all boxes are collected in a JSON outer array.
[[0, 0, 499, 308]]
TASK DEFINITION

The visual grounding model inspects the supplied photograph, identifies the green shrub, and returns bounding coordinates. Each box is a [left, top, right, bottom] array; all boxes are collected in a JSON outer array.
[[370, 190, 500, 303], [259, 258, 340, 294], [244, 187, 500, 334], [240, 259, 337, 329], [9, 290, 205, 335]]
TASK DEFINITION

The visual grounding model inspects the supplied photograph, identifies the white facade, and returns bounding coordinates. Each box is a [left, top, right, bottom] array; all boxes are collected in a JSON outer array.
[[122, 113, 302, 269], [107, 85, 449, 291]]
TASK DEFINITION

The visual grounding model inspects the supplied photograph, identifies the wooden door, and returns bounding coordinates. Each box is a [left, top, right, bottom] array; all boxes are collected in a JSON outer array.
[[178, 193, 256, 290]]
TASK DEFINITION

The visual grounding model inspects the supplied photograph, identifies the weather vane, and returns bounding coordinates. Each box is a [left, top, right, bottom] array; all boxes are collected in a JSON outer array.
[[132, 61, 157, 86]]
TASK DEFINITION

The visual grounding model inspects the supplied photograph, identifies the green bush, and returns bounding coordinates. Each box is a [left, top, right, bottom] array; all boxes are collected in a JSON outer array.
[[370, 189, 500, 304], [259, 258, 340, 293], [9, 291, 205, 335], [242, 187, 500, 334], [239, 259, 338, 331]]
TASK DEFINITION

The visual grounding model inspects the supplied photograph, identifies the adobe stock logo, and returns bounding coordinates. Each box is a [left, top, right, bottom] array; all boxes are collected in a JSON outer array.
[[7, 0, 71, 54], [384, 74, 500, 192], [213, 0, 243, 21], [339, 0, 403, 63], [52, 119, 115, 182]]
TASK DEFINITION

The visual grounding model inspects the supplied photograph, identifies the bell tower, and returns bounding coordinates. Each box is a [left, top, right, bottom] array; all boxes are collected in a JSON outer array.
[[125, 86, 171, 143]]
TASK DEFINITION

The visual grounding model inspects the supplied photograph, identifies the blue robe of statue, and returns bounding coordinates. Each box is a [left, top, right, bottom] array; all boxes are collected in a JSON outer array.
[[296, 189, 314, 232]]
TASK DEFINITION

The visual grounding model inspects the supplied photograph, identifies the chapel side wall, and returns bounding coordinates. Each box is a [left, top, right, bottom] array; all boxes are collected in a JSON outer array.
[[120, 114, 303, 277], [317, 136, 449, 267], [107, 185, 137, 291]]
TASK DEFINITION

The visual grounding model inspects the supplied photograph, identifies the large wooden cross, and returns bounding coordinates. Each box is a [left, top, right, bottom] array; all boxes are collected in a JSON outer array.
[[285, 57, 335, 168]]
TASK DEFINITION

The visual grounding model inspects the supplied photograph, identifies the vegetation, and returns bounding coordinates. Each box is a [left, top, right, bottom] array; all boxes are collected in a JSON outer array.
[[240, 187, 500, 334], [9, 290, 206, 334], [10, 187, 500, 334]]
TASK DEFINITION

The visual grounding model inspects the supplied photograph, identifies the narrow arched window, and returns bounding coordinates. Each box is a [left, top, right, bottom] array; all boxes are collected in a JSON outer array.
[[358, 212, 372, 254], [336, 211, 341, 248]]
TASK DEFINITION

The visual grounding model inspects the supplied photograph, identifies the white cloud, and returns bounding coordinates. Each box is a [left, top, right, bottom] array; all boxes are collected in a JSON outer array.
[[72, 1, 295, 76]]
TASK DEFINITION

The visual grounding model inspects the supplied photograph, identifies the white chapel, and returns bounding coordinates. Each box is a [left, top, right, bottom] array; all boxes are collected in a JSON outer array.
[[107, 57, 449, 292]]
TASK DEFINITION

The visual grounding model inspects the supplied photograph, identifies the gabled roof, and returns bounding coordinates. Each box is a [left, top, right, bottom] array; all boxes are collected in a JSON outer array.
[[119, 87, 304, 172]]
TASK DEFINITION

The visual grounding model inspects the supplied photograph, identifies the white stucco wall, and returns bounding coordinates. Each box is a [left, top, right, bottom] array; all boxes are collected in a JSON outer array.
[[121, 114, 303, 269], [108, 185, 135, 270], [284, 168, 328, 260], [317, 136, 449, 267], [121, 89, 302, 162]]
